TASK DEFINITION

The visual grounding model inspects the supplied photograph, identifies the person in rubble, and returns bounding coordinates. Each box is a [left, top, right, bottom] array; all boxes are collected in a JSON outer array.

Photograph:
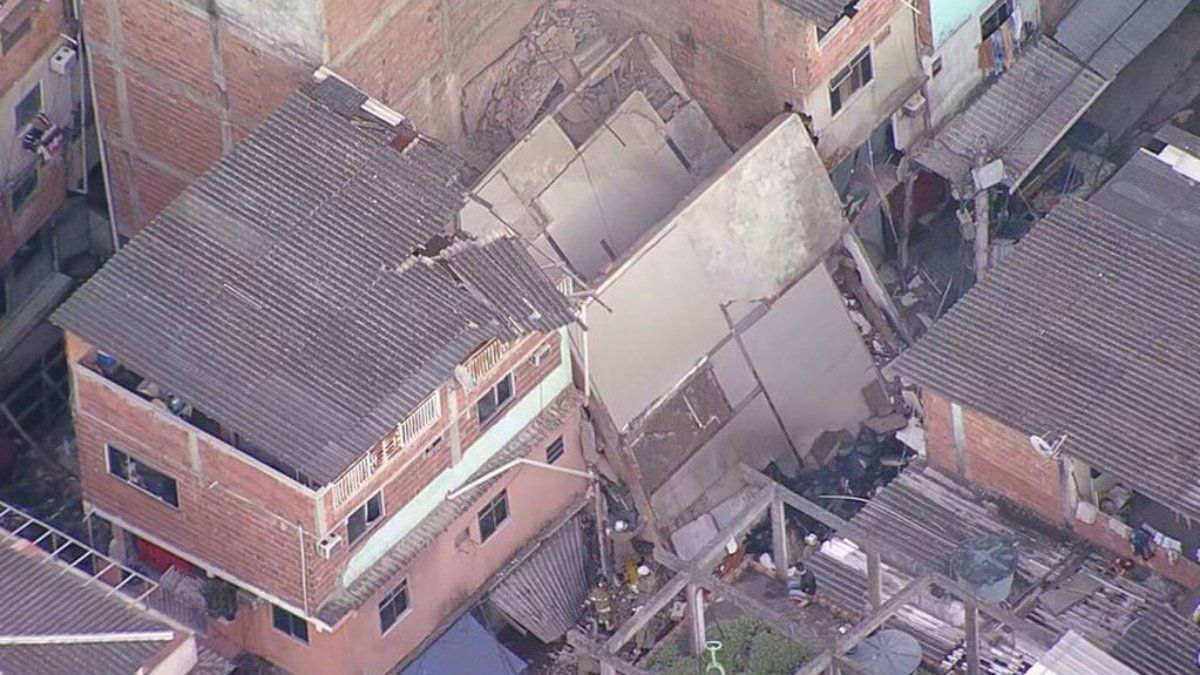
[[788, 563, 818, 607], [1130, 526, 1156, 561], [587, 578, 615, 633]]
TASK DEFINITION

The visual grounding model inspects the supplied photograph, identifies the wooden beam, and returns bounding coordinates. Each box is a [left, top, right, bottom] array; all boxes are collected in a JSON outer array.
[[566, 631, 654, 675], [771, 495, 790, 582], [964, 597, 980, 675], [866, 550, 882, 609], [928, 572, 1059, 647], [656, 551, 810, 642], [603, 485, 774, 652]]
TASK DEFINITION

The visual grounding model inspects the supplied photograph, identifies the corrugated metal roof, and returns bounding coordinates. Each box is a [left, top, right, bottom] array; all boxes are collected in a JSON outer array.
[[1032, 631, 1139, 675], [0, 540, 176, 675], [316, 389, 581, 624], [1089, 148, 1200, 247], [1155, 124, 1200, 157], [1109, 604, 1200, 675], [52, 87, 574, 486], [911, 37, 1109, 188], [488, 515, 589, 642], [893, 196, 1200, 521], [811, 464, 1191, 672], [775, 0, 849, 29], [1054, 0, 1189, 77]]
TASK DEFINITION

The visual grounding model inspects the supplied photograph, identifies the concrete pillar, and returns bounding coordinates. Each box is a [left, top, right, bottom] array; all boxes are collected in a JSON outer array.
[[973, 187, 990, 281], [771, 496, 789, 582], [687, 583, 706, 655], [964, 598, 980, 675]]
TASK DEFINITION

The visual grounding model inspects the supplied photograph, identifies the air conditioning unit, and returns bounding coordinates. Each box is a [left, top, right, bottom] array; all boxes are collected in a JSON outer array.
[[317, 533, 343, 559], [50, 45, 77, 75], [902, 91, 926, 117], [530, 343, 553, 367]]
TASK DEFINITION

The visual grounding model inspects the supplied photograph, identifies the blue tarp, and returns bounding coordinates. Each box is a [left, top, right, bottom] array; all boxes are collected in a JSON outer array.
[[400, 613, 528, 675]]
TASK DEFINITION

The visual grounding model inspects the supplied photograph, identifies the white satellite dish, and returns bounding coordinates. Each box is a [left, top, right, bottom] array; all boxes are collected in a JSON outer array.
[[1028, 433, 1068, 459]]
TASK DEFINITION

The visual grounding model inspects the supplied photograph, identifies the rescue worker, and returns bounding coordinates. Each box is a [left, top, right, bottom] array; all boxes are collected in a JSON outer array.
[[587, 578, 614, 633]]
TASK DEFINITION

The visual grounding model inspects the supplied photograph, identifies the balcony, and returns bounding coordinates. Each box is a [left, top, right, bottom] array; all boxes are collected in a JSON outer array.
[[463, 339, 516, 387], [331, 389, 443, 506]]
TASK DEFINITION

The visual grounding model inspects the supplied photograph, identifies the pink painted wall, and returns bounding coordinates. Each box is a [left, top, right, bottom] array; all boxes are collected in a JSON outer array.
[[214, 406, 587, 674]]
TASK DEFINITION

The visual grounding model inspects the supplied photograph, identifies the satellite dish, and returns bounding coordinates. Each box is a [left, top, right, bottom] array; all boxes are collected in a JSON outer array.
[[1028, 433, 1067, 458]]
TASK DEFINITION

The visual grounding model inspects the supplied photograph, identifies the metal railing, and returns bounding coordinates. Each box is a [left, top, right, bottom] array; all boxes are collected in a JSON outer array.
[[331, 390, 442, 506], [0, 499, 204, 629]]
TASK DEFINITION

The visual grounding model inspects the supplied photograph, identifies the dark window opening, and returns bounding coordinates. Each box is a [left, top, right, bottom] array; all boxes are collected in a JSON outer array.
[[347, 491, 384, 544], [478, 490, 509, 542], [546, 437, 565, 464], [378, 579, 410, 633], [424, 436, 443, 457], [476, 373, 515, 426], [829, 48, 873, 115], [106, 445, 179, 507], [272, 605, 309, 644], [981, 0, 1013, 40], [0, 16, 32, 53], [14, 83, 41, 129], [10, 169, 38, 214]]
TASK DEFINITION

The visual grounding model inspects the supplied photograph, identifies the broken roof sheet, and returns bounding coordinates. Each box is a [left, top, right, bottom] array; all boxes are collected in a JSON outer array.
[[0, 539, 178, 675], [775, 0, 852, 30], [1155, 124, 1200, 157], [812, 464, 1195, 673], [1054, 0, 1189, 77], [893, 196, 1200, 521], [911, 38, 1108, 189], [52, 86, 574, 487]]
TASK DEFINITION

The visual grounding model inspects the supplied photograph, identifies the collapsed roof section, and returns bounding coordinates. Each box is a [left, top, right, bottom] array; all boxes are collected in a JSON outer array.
[[52, 76, 575, 487]]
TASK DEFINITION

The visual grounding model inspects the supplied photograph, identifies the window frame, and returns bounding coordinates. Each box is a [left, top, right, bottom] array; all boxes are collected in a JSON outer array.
[[105, 444, 179, 508], [346, 490, 384, 545], [476, 372, 516, 426], [378, 579, 411, 635], [0, 0, 34, 55], [980, 0, 1014, 41], [829, 47, 874, 116], [271, 604, 310, 644], [477, 489, 510, 542], [14, 82, 41, 129], [546, 436, 565, 465], [9, 168, 38, 214]]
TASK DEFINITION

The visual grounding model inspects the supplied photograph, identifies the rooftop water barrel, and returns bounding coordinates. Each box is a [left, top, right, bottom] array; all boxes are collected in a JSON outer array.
[[951, 533, 1019, 603]]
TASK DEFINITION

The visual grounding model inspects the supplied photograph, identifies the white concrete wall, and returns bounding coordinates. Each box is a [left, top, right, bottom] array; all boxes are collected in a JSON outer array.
[[807, 8, 923, 162], [923, 0, 1041, 127]]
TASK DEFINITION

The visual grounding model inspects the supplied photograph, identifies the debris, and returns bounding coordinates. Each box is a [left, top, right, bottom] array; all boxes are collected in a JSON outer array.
[[864, 412, 907, 435]]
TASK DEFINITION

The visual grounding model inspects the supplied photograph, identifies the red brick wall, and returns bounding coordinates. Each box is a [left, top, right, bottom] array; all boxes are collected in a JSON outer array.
[[72, 361, 321, 609], [83, 0, 309, 236], [1074, 513, 1200, 590], [922, 389, 1065, 525], [804, 0, 900, 87], [0, 0, 64, 97], [0, 160, 68, 263]]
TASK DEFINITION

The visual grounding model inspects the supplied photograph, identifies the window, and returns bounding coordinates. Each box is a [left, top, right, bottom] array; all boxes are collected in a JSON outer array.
[[0, 0, 35, 54], [476, 372, 515, 426], [9, 169, 37, 214], [106, 445, 179, 507], [477, 490, 509, 542], [378, 579, 410, 634], [546, 437, 565, 465], [931, 57, 944, 77], [424, 436, 443, 457], [981, 0, 1013, 40], [829, 48, 873, 116], [272, 605, 309, 644], [14, 83, 41, 129], [346, 491, 383, 544]]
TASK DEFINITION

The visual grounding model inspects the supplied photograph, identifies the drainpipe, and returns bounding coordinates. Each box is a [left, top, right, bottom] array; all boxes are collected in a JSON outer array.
[[581, 303, 590, 400], [296, 524, 310, 616]]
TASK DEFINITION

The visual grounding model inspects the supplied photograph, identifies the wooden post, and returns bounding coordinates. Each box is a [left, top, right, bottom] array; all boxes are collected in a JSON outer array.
[[687, 583, 706, 655], [770, 495, 789, 582], [866, 550, 882, 609], [964, 597, 981, 675], [593, 482, 609, 578]]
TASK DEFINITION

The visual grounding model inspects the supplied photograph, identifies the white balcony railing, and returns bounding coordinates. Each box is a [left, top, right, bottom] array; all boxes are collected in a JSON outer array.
[[465, 339, 514, 385], [331, 390, 442, 506]]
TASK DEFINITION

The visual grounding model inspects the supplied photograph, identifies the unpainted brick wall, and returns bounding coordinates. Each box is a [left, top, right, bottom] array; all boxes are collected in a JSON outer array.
[[922, 389, 1065, 525], [0, 0, 65, 96], [83, 0, 309, 236]]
